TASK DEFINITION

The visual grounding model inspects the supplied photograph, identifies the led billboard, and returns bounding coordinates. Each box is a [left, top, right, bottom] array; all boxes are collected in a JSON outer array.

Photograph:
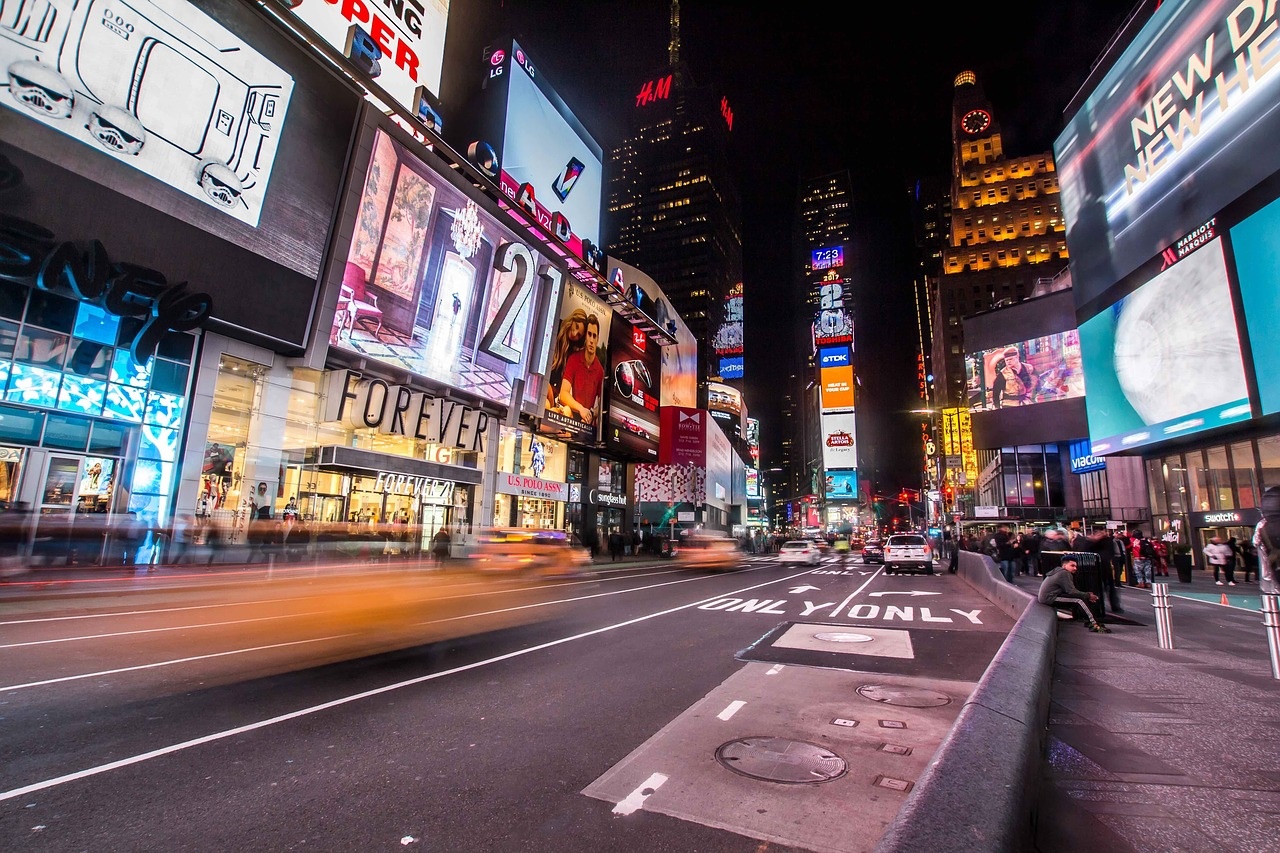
[[1230, 195, 1280, 414], [821, 412, 857, 471], [1056, 0, 1280, 307], [279, 0, 449, 121], [825, 470, 858, 501], [712, 281, 744, 359], [820, 365, 855, 411], [965, 332, 1085, 411], [605, 319, 661, 459], [813, 307, 853, 347], [1078, 237, 1251, 455], [811, 246, 844, 271], [541, 280, 612, 443], [605, 258, 678, 336], [471, 40, 603, 269], [707, 381, 743, 422], [333, 127, 561, 407]]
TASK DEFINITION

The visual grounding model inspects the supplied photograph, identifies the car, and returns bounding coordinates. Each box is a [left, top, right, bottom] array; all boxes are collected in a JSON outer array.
[[675, 532, 740, 571], [618, 415, 650, 439], [883, 533, 935, 575], [778, 540, 821, 565], [811, 538, 831, 553], [861, 539, 884, 564], [465, 528, 591, 577]]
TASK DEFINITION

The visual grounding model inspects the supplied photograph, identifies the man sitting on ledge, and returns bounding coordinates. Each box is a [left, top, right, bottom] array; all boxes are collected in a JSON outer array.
[[1038, 557, 1111, 633]]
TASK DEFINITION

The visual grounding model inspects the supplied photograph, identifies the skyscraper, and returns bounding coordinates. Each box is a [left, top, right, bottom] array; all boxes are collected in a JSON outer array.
[[605, 1, 743, 401]]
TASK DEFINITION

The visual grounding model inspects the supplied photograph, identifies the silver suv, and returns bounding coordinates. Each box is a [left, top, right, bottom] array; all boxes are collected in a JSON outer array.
[[883, 534, 935, 575]]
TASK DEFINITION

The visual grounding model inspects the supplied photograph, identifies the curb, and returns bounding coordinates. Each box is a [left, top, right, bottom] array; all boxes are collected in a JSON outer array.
[[875, 551, 1055, 853]]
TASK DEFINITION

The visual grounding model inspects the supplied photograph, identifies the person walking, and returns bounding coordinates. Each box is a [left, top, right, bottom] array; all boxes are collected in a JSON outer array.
[[1110, 530, 1129, 589], [1252, 485, 1280, 597], [431, 527, 451, 566], [1130, 530, 1154, 589], [608, 529, 624, 562], [1203, 535, 1235, 586], [1039, 557, 1111, 633], [994, 525, 1017, 583], [1021, 528, 1042, 576]]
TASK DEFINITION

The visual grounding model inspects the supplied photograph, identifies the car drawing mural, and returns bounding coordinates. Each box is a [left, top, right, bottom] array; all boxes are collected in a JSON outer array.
[[1, 0, 294, 226]]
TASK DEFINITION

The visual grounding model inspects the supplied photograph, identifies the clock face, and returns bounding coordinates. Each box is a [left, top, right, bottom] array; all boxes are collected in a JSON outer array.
[[962, 109, 991, 135]]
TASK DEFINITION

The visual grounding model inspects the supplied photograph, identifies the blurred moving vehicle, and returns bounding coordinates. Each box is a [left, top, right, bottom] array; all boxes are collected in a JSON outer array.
[[675, 531, 739, 571], [778, 540, 821, 565], [465, 528, 590, 577], [861, 539, 884, 564], [883, 533, 934, 575]]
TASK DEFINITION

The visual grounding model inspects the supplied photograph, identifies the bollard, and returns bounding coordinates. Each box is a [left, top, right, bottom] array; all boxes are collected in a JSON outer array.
[[1151, 583, 1175, 650], [1263, 594, 1280, 680]]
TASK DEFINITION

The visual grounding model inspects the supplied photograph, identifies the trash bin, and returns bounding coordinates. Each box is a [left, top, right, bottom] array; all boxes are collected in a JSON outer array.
[[1053, 551, 1106, 623]]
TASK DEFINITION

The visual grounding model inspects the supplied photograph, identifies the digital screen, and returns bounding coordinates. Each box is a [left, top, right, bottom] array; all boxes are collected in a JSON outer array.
[[821, 411, 857, 471], [820, 365, 855, 411], [540, 281, 612, 444], [813, 308, 853, 346], [485, 40, 603, 266], [713, 282, 744, 357], [1230, 196, 1280, 414], [282, 0, 449, 116], [332, 128, 553, 406], [0, 0, 294, 228], [1055, 0, 1280, 307], [825, 469, 858, 501], [965, 332, 1085, 412], [811, 246, 844, 270], [818, 346, 850, 369], [604, 318, 661, 459], [718, 357, 744, 379], [746, 467, 760, 498], [1078, 237, 1251, 454], [1069, 439, 1106, 474], [707, 382, 743, 418]]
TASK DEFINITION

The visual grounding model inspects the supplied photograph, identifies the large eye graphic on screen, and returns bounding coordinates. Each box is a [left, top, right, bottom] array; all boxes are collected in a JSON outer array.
[[7, 61, 74, 119], [1112, 239, 1248, 424]]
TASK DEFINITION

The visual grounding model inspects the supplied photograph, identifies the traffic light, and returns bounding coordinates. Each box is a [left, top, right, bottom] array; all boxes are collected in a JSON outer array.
[[899, 489, 909, 504]]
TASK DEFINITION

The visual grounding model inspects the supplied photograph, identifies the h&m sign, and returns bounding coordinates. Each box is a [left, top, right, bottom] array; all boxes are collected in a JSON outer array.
[[323, 369, 489, 453]]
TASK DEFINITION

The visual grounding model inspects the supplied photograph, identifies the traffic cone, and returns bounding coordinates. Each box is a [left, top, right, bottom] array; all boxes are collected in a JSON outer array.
[[1220, 592, 1230, 606]]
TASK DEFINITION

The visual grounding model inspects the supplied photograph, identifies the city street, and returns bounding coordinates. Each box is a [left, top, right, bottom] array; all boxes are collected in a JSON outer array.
[[0, 554, 1012, 853]]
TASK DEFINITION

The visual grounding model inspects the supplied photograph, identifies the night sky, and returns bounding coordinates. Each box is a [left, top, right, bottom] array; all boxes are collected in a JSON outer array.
[[483, 0, 1140, 491]]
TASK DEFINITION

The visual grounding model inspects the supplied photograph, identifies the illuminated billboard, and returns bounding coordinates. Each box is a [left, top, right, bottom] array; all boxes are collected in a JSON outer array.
[[1230, 196, 1280, 415], [820, 365, 855, 411], [718, 357, 744, 380], [1056, 0, 1280, 306], [821, 412, 857, 471], [813, 307, 853, 347], [541, 281, 612, 443], [746, 417, 760, 465], [0, 0, 295, 228], [1078, 236, 1250, 455], [469, 40, 603, 269], [605, 257, 678, 335], [333, 127, 560, 407], [713, 282, 744, 357], [604, 320, 661, 459], [707, 381, 743, 422], [825, 470, 858, 501], [746, 467, 760, 498], [965, 332, 1085, 412], [811, 246, 844, 271]]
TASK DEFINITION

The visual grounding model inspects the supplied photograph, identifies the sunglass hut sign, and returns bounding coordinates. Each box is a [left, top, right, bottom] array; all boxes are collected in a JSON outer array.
[[323, 370, 489, 453]]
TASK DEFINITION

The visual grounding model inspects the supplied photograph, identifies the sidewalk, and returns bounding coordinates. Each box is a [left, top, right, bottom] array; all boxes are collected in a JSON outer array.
[[1013, 572, 1280, 852]]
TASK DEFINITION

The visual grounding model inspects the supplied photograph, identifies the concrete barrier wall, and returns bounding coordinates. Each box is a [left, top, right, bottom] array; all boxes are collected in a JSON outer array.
[[874, 550, 1057, 853]]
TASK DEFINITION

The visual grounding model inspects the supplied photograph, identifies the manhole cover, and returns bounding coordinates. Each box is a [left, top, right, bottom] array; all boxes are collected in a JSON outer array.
[[857, 685, 952, 707], [715, 737, 847, 784], [813, 631, 875, 643]]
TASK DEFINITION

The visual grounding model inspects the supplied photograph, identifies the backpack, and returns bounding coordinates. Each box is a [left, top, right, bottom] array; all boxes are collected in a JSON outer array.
[[1139, 538, 1155, 560]]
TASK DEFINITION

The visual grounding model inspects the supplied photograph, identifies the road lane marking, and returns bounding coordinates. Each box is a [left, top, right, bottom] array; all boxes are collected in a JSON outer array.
[[0, 569, 818, 802], [0, 611, 336, 648], [613, 772, 668, 815], [717, 700, 746, 721]]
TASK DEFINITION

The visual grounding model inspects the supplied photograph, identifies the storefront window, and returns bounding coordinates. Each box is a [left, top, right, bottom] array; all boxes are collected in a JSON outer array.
[[1205, 445, 1233, 510], [1232, 441, 1260, 508], [1185, 449, 1208, 512], [1146, 458, 1167, 515], [1162, 455, 1189, 514], [1259, 435, 1280, 489]]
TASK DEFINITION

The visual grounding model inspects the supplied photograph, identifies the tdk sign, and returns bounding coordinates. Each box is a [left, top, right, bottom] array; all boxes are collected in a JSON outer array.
[[818, 347, 850, 368]]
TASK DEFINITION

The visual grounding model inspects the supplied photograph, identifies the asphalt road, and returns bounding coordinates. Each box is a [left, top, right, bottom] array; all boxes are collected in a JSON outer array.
[[0, 554, 1014, 853]]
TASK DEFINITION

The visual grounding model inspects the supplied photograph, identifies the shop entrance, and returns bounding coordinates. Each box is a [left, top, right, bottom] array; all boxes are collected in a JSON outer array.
[[29, 451, 122, 565]]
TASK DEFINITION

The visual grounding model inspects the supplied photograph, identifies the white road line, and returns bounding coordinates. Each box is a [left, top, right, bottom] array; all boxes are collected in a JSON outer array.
[[0, 569, 817, 802], [830, 566, 885, 616], [0, 636, 353, 691], [0, 611, 333, 649], [717, 700, 746, 720], [612, 772, 668, 816]]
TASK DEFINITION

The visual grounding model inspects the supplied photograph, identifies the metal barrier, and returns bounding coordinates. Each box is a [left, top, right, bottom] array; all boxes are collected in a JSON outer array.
[[1151, 583, 1174, 649], [1263, 593, 1280, 679]]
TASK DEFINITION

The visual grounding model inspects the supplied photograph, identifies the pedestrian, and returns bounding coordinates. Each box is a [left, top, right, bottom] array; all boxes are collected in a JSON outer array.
[[1227, 536, 1244, 582], [631, 526, 642, 558], [1252, 485, 1280, 596], [169, 512, 194, 565], [118, 511, 145, 567], [1203, 535, 1235, 586], [1240, 536, 1257, 583], [1110, 531, 1129, 588], [1038, 557, 1111, 633], [1021, 528, 1042, 576], [431, 527, 451, 566], [608, 529, 624, 561], [1130, 530, 1155, 588], [204, 516, 225, 567], [994, 525, 1017, 583], [1087, 529, 1124, 614]]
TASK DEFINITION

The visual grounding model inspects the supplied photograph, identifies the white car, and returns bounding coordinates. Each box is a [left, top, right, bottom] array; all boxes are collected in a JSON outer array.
[[883, 534, 935, 575], [778, 540, 821, 565]]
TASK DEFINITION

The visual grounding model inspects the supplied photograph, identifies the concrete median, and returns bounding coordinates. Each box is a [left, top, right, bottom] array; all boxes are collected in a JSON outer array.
[[875, 550, 1056, 853]]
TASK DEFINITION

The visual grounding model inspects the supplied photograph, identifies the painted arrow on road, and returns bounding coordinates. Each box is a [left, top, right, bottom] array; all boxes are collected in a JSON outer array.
[[789, 585, 821, 593], [868, 590, 942, 597]]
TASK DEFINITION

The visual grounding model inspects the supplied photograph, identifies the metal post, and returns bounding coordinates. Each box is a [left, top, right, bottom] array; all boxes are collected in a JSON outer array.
[[1151, 582, 1175, 650], [1262, 594, 1280, 680]]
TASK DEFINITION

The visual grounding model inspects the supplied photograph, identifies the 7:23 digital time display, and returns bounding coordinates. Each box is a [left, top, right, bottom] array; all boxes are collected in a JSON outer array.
[[810, 246, 844, 270]]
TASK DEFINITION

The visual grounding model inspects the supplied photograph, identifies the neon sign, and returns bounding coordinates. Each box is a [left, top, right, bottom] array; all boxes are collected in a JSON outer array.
[[636, 75, 673, 107]]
